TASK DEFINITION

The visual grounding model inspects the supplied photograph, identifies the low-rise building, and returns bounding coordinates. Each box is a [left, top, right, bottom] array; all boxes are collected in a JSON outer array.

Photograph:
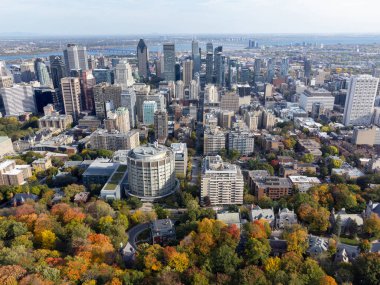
[[288, 176, 321, 193], [248, 205, 275, 226], [297, 139, 322, 157], [250, 175, 292, 200], [0, 160, 32, 186], [32, 157, 52, 171], [276, 208, 298, 229], [0, 137, 14, 158], [38, 113, 73, 130], [82, 158, 119, 187], [216, 212, 242, 229], [151, 219, 176, 245]]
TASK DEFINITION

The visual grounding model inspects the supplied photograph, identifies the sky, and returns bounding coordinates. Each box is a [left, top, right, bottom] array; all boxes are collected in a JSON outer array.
[[2, 0, 380, 35]]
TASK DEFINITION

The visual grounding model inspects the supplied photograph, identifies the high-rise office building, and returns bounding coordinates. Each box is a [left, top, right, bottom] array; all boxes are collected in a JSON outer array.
[[343, 75, 379, 126], [280, 57, 289, 78], [220, 92, 240, 112], [34, 87, 58, 114], [143, 101, 157, 125], [154, 110, 168, 144], [267, 58, 275, 83], [192, 40, 201, 74], [189, 80, 199, 100], [80, 70, 96, 112], [137, 39, 149, 79], [214, 47, 225, 86], [182, 59, 193, 86], [304, 58, 312, 79], [115, 60, 134, 88], [34, 58, 52, 87], [93, 83, 122, 119], [0, 83, 37, 115], [201, 155, 244, 206], [163, 43, 175, 82], [49, 56, 66, 90], [206, 42, 213, 53], [254, 58, 261, 82], [206, 52, 214, 84], [20, 62, 35, 83], [63, 44, 88, 73], [93, 69, 113, 84], [61, 77, 81, 122], [105, 107, 130, 134]]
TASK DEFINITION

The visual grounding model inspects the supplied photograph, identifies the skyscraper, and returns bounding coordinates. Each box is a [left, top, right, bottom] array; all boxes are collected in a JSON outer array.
[[182, 59, 193, 86], [105, 107, 130, 134], [49, 56, 66, 90], [143, 101, 157, 125], [266, 58, 275, 83], [80, 70, 96, 112], [254, 58, 261, 82], [0, 83, 37, 115], [214, 50, 225, 86], [304, 58, 312, 79], [206, 42, 213, 53], [137, 39, 149, 79], [280, 57, 289, 78], [175, 80, 184, 100], [114, 60, 134, 88], [63, 44, 88, 73], [61, 77, 81, 122], [154, 110, 168, 144], [192, 40, 201, 74], [206, 52, 214, 84], [34, 58, 52, 87], [163, 43, 175, 82], [343, 75, 379, 126]]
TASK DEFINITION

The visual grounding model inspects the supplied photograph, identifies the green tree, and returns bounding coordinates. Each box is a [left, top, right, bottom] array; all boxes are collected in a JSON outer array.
[[333, 215, 342, 237], [301, 153, 314, 163], [244, 238, 271, 265], [353, 253, 380, 285], [235, 265, 270, 285], [211, 244, 241, 274]]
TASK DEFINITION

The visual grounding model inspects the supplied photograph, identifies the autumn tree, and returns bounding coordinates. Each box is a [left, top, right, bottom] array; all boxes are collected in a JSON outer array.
[[163, 246, 190, 272], [283, 224, 309, 256], [363, 214, 380, 238]]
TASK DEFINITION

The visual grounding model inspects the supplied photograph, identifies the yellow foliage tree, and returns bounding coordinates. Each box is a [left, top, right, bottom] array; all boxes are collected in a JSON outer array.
[[40, 230, 56, 249]]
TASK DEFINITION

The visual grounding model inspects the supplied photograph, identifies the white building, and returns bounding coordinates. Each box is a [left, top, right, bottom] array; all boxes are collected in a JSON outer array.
[[171, 143, 188, 177], [127, 144, 177, 200], [61, 77, 81, 122], [0, 83, 37, 115], [227, 130, 255, 155], [204, 84, 218, 103], [201, 155, 243, 206], [343, 75, 379, 126], [288, 176, 321, 193], [114, 60, 135, 89], [299, 88, 335, 113]]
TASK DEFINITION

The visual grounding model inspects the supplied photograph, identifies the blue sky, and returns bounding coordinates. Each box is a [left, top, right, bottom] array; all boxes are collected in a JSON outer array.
[[1, 0, 380, 35]]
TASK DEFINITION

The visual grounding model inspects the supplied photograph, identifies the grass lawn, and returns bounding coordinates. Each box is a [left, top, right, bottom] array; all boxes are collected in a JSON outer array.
[[339, 237, 360, 246]]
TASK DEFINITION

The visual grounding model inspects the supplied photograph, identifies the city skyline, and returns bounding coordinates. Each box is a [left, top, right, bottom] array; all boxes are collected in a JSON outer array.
[[2, 0, 380, 36]]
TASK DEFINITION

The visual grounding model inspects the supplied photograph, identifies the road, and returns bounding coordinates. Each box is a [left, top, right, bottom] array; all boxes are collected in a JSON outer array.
[[127, 223, 150, 249], [190, 156, 201, 185]]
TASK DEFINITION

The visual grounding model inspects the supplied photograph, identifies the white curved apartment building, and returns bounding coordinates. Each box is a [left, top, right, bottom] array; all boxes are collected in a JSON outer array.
[[127, 143, 177, 200]]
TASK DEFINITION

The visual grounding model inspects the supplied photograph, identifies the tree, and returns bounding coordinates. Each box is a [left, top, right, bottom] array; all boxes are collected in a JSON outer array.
[[264, 257, 281, 277], [211, 244, 241, 274], [318, 275, 337, 285], [40, 230, 56, 249], [283, 225, 309, 256], [63, 184, 85, 200], [301, 153, 314, 163], [363, 214, 380, 238], [330, 158, 343, 169], [327, 146, 339, 155], [283, 137, 297, 149], [126, 196, 143, 209], [163, 246, 189, 272], [333, 215, 342, 237], [235, 265, 270, 285], [154, 205, 170, 219], [353, 253, 380, 285], [244, 238, 271, 265]]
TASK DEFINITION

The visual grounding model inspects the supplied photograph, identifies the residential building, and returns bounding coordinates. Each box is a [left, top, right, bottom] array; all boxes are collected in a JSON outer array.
[[171, 143, 188, 178], [249, 205, 275, 226], [250, 175, 292, 200], [126, 144, 177, 200], [61, 77, 81, 121], [0, 136, 15, 158], [32, 157, 52, 171], [104, 107, 130, 134], [151, 219, 176, 245], [0, 160, 32, 186], [90, 129, 140, 151], [276, 208, 298, 229], [227, 130, 255, 155], [343, 75, 379, 126], [288, 176, 321, 193], [203, 127, 226, 156], [154, 110, 168, 144], [121, 88, 137, 128], [201, 155, 243, 206]]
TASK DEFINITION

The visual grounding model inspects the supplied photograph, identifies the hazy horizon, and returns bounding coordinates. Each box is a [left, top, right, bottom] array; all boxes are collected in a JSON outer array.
[[2, 0, 380, 36]]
